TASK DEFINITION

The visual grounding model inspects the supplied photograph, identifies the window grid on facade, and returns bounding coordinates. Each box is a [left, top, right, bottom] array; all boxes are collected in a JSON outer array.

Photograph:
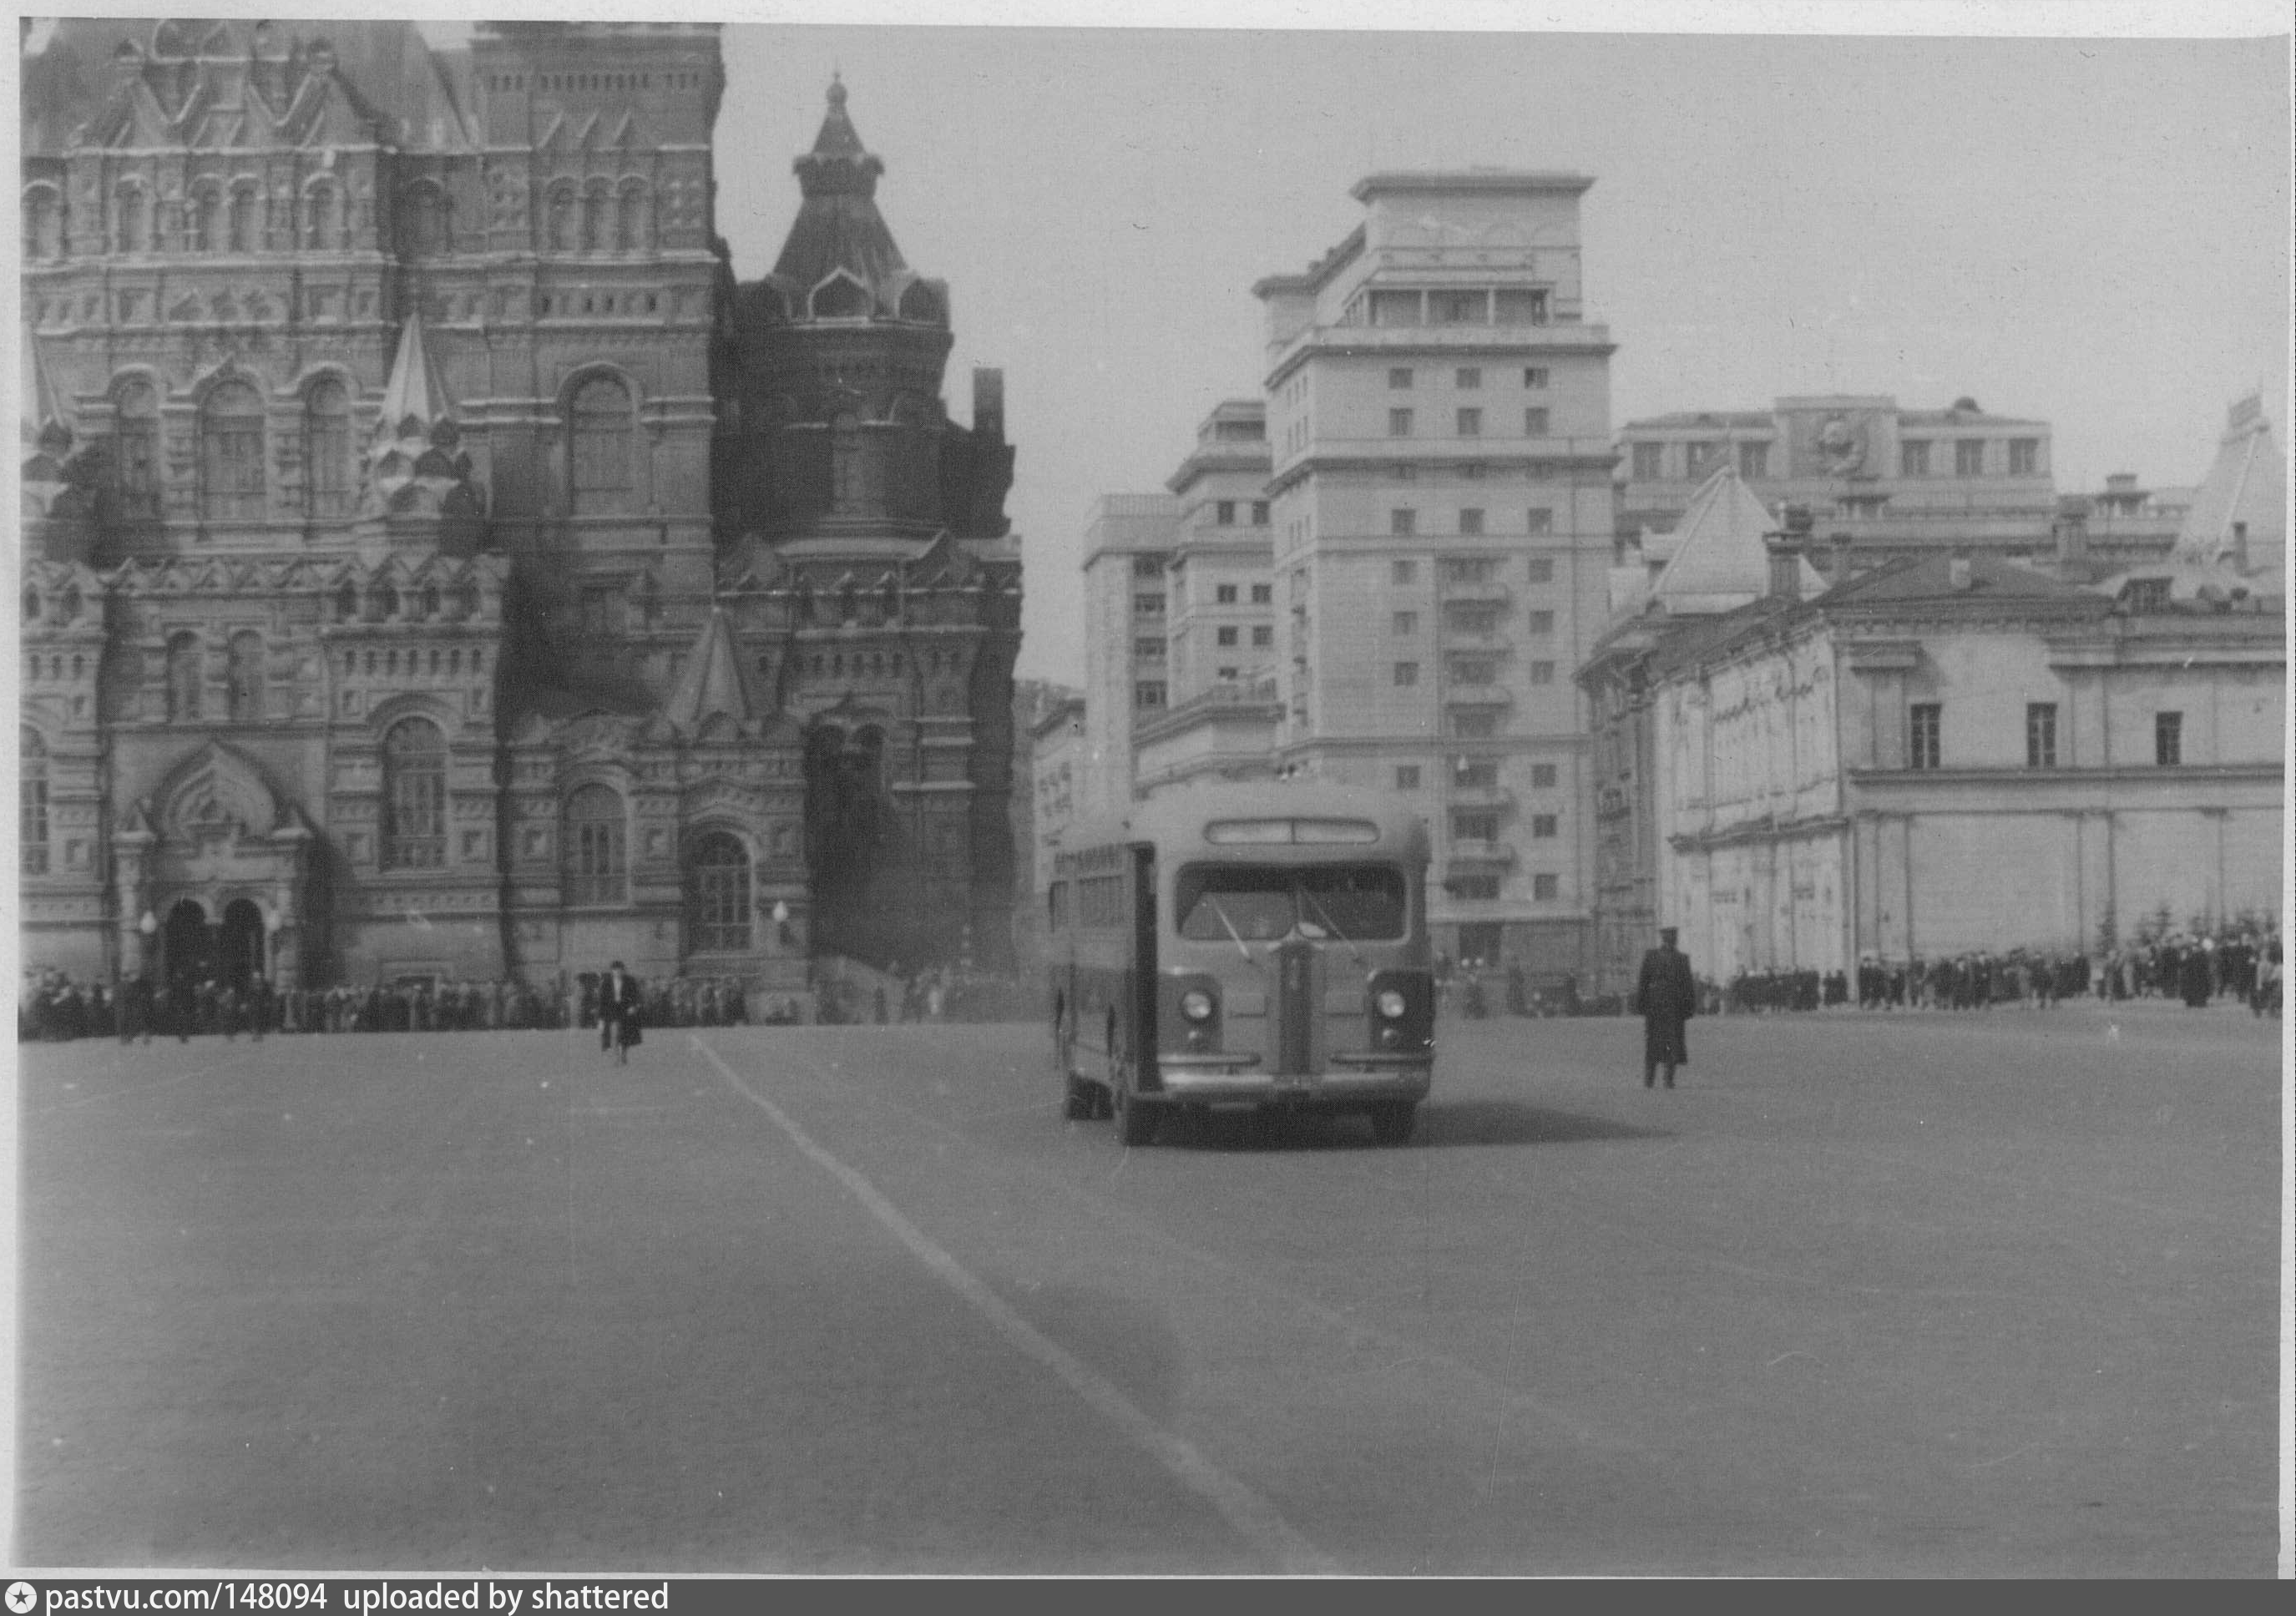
[[1527, 610, 1555, 635], [1530, 763, 1558, 788], [685, 831, 751, 952], [1526, 558, 1555, 583], [1216, 626, 1238, 647], [1631, 442, 1663, 480], [20, 730, 48, 876], [1955, 439, 1985, 477], [1393, 610, 1418, 635], [1531, 814, 1559, 839], [1456, 367, 1481, 389], [1388, 367, 1414, 390], [1393, 662, 1419, 687], [1391, 508, 1417, 537], [1135, 681, 1166, 709], [1456, 407, 1482, 437], [1391, 560, 1416, 585], [1532, 873, 1560, 901], [1215, 584, 1238, 603], [1524, 367, 1549, 389], [1251, 583, 1273, 603], [1909, 703, 1942, 770], [564, 785, 628, 905], [1389, 407, 1414, 437], [1453, 810, 1499, 841], [1738, 442, 1768, 479], [2025, 703, 2058, 769], [1395, 765, 1421, 790], [381, 718, 448, 869], [1459, 508, 1484, 536], [1523, 408, 1549, 438], [2154, 711, 2182, 766], [2009, 438, 2039, 476], [1252, 625, 1273, 648], [199, 380, 267, 521], [1902, 441, 1930, 477]]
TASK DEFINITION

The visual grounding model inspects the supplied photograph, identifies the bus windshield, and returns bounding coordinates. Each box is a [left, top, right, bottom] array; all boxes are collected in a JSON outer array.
[[1174, 863, 1408, 943]]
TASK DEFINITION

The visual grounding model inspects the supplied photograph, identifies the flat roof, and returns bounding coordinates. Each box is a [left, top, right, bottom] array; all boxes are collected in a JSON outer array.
[[1352, 170, 1596, 199]]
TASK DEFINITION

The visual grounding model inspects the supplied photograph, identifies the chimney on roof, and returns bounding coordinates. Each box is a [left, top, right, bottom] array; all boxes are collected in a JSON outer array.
[[2052, 495, 2092, 583], [1766, 502, 1813, 601]]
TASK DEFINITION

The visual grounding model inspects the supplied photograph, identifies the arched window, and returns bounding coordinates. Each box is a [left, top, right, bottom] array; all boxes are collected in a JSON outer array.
[[188, 186, 218, 252], [305, 378, 352, 519], [569, 376, 632, 514], [164, 632, 203, 721], [615, 184, 646, 251], [200, 380, 267, 521], [303, 183, 338, 250], [115, 184, 148, 253], [23, 187, 62, 261], [582, 182, 608, 252], [830, 412, 863, 513], [685, 831, 751, 952], [548, 184, 576, 252], [564, 785, 627, 905], [398, 180, 446, 256], [20, 729, 49, 876], [334, 581, 358, 622], [113, 380, 160, 518], [380, 718, 447, 869], [226, 631, 264, 721], [227, 186, 255, 253]]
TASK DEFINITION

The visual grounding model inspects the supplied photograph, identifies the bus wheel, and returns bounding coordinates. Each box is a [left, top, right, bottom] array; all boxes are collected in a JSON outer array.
[[1368, 1101, 1416, 1146], [1112, 1063, 1158, 1147]]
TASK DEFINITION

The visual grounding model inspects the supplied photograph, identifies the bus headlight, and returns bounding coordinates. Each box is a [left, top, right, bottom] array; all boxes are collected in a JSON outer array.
[[1376, 989, 1408, 1020], [1180, 989, 1216, 1023]]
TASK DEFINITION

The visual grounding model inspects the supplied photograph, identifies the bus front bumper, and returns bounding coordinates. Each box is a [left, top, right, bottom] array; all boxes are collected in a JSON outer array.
[[1149, 1052, 1434, 1107]]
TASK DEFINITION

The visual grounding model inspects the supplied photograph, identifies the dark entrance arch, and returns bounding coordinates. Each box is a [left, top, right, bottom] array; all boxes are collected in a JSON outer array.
[[162, 899, 213, 997], [220, 899, 266, 993], [802, 723, 903, 965]]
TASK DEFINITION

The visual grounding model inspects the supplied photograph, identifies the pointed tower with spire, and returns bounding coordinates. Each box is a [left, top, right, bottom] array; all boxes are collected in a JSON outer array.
[[20, 325, 100, 562], [356, 310, 485, 560]]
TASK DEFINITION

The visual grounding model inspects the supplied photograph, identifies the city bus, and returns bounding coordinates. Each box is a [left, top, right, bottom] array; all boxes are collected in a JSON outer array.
[[1044, 783, 1436, 1146]]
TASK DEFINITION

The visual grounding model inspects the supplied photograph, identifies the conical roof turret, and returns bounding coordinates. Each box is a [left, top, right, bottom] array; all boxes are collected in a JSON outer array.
[[771, 76, 909, 305], [664, 605, 765, 733], [377, 308, 452, 439]]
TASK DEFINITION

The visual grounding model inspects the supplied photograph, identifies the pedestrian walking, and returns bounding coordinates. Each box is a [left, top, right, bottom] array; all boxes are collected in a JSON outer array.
[[598, 960, 644, 1064], [1632, 926, 1697, 1089]]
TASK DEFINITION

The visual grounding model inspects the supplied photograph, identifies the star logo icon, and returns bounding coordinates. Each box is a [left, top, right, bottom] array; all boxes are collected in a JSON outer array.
[[6, 1582, 38, 1614]]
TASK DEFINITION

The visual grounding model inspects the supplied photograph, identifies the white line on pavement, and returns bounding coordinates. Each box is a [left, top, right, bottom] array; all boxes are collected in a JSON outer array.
[[690, 1034, 1343, 1577]]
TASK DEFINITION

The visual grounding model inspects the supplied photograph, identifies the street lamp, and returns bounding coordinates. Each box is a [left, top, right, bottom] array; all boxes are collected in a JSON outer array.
[[771, 899, 793, 949]]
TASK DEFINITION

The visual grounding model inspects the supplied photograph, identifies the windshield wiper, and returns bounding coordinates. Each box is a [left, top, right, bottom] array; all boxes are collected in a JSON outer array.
[[1204, 897, 1265, 970], [1297, 883, 1371, 974]]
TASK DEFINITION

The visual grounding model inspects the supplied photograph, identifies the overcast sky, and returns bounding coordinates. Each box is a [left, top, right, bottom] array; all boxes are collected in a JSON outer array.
[[41, 5, 2293, 688]]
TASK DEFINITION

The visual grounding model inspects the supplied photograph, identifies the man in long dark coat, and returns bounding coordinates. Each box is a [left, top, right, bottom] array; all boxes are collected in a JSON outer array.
[[599, 961, 644, 1064], [1634, 927, 1697, 1089]]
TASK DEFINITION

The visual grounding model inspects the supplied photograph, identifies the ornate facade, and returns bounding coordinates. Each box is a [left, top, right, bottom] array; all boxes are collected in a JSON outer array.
[[18, 19, 1021, 998]]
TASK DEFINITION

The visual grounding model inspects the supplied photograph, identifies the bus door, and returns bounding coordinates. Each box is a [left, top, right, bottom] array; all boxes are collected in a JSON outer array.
[[1130, 845, 1159, 1083]]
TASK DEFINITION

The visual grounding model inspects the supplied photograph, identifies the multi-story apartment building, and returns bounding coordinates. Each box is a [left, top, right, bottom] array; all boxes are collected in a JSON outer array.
[[18, 22, 1020, 994], [1133, 400, 1282, 794], [1075, 493, 1180, 817], [1252, 171, 1617, 973]]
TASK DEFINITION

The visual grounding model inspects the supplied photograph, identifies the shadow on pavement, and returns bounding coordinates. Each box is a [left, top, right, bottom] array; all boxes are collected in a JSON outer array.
[[1156, 1098, 1667, 1153]]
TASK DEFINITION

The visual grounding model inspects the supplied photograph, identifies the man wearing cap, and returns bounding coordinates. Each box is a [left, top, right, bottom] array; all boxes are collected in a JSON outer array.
[[1633, 926, 1697, 1089]]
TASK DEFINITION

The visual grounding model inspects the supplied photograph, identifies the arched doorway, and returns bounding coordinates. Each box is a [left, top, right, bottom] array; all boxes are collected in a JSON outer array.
[[220, 899, 266, 992], [803, 724, 900, 965], [163, 899, 213, 997]]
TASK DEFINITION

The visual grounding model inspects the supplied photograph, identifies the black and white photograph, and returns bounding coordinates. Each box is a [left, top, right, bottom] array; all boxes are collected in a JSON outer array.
[[8, 0, 2289, 1579]]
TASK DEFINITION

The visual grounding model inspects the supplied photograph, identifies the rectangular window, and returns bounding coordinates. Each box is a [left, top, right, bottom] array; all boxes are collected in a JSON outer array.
[[1391, 560, 1416, 585], [2155, 711, 2182, 766], [1909, 703, 1942, 770], [1456, 407, 1483, 437], [1391, 508, 1418, 536], [1525, 508, 1552, 536], [1133, 636, 1165, 659], [1955, 439, 1985, 477], [1371, 290, 1421, 327], [1528, 660, 1555, 684], [1133, 593, 1166, 616], [1530, 763, 1558, 788], [1251, 583, 1273, 603], [1216, 500, 1237, 525], [1393, 610, 1419, 635], [2010, 438, 2040, 476], [1251, 501, 1271, 525], [580, 586, 621, 636], [1393, 661, 1419, 687], [1429, 290, 1488, 326], [1216, 667, 1240, 681], [1389, 366, 1414, 389], [1252, 625, 1273, 648], [1526, 558, 1555, 583], [1524, 366, 1549, 389], [1526, 609, 1555, 634], [1494, 288, 1549, 325], [1901, 440, 1930, 477], [1389, 408, 1415, 437], [1395, 765, 1422, 790], [1685, 441, 1717, 478], [1132, 555, 1163, 578], [1134, 680, 1166, 710], [1451, 710, 1499, 739], [1738, 442, 1769, 479], [1533, 873, 1560, 901], [1046, 882, 1069, 934], [1453, 758, 1498, 790], [1631, 442, 1665, 480], [1216, 626, 1238, 647], [1531, 814, 1559, 839], [1446, 603, 1499, 634], [1459, 508, 1484, 537], [1456, 366, 1482, 390], [2025, 702, 2058, 768], [1216, 583, 1238, 603], [1453, 810, 1500, 841], [1523, 407, 1550, 437]]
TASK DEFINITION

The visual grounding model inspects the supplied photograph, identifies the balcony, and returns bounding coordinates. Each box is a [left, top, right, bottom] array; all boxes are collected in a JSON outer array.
[[1445, 782, 1515, 811], [1435, 578, 1512, 608], [1442, 686, 1512, 712], [1445, 840, 1518, 869]]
